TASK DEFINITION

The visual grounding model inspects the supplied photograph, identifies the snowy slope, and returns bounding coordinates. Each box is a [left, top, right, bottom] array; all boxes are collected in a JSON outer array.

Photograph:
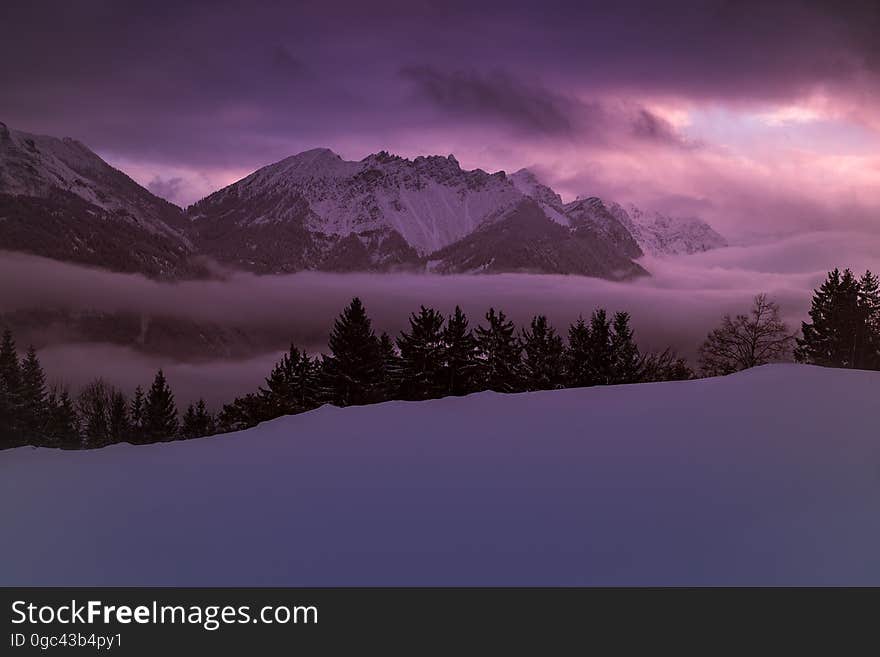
[[3, 364, 879, 586], [188, 150, 522, 256], [509, 168, 570, 226], [0, 122, 187, 240], [607, 201, 728, 256], [185, 154, 651, 277], [0, 122, 200, 278]]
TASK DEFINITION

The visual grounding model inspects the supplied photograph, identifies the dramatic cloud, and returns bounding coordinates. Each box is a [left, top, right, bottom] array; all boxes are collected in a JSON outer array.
[[1, 1, 879, 230], [146, 176, 184, 203], [400, 67, 576, 135]]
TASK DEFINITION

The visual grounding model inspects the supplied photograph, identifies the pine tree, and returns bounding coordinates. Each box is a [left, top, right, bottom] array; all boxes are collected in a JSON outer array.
[[46, 385, 80, 449], [378, 332, 402, 401], [475, 308, 522, 393], [320, 298, 384, 406], [857, 270, 880, 369], [129, 385, 145, 443], [796, 269, 876, 369], [440, 306, 479, 396], [19, 345, 48, 442], [0, 370, 11, 447], [397, 306, 446, 400], [0, 328, 22, 445], [196, 399, 215, 436], [565, 316, 593, 388], [585, 309, 614, 385], [260, 345, 320, 419], [143, 369, 178, 442], [107, 390, 130, 444], [520, 315, 565, 390], [181, 399, 214, 439], [217, 393, 265, 433], [610, 312, 642, 384]]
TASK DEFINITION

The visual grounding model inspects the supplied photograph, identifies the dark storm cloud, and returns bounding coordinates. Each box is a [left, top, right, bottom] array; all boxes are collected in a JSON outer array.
[[400, 67, 576, 135], [630, 110, 693, 148], [2, 0, 878, 166], [400, 66, 695, 149]]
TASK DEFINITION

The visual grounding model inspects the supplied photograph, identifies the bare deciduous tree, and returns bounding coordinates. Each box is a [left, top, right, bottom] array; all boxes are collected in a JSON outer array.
[[699, 294, 796, 376]]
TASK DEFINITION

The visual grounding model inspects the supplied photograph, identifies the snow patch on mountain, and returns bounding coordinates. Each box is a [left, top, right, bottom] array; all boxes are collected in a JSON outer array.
[[607, 202, 728, 256], [201, 150, 524, 255], [0, 123, 186, 241], [509, 169, 570, 226]]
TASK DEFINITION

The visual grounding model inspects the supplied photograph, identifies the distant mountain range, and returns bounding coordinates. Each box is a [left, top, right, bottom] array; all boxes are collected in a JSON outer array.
[[0, 122, 727, 280]]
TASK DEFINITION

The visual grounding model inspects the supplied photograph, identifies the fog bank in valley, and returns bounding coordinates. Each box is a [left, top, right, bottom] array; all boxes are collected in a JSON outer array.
[[1, 228, 878, 407]]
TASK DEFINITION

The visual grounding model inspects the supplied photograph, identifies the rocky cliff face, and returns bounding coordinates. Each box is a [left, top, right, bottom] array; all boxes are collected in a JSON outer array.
[[0, 123, 203, 278], [1, 123, 727, 279]]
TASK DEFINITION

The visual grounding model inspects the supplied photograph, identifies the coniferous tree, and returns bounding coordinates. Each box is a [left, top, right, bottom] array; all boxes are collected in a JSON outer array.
[[181, 398, 214, 439], [610, 312, 642, 384], [217, 393, 265, 433], [260, 345, 319, 418], [397, 306, 446, 400], [182, 403, 199, 439], [321, 298, 384, 406], [107, 390, 130, 444], [0, 328, 22, 445], [19, 345, 48, 442], [0, 370, 10, 447], [475, 308, 522, 392], [565, 316, 593, 388], [585, 309, 614, 385], [143, 369, 178, 441], [289, 348, 320, 411], [520, 315, 565, 390], [46, 385, 80, 448], [378, 332, 402, 401], [796, 269, 879, 369], [857, 270, 880, 368], [440, 306, 479, 396], [129, 386, 145, 443]]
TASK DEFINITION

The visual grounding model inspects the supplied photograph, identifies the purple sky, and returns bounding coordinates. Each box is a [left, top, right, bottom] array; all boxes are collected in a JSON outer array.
[[3, 0, 880, 240]]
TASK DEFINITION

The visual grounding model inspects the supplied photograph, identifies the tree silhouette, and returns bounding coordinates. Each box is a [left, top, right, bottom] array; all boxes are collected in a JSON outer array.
[[143, 370, 178, 441], [700, 294, 795, 376], [475, 308, 521, 392], [397, 306, 445, 400], [321, 298, 384, 406], [440, 306, 479, 396], [520, 315, 565, 391]]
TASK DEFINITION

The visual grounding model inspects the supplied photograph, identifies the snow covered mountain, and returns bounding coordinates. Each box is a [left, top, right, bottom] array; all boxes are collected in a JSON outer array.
[[4, 365, 879, 586], [606, 201, 728, 256], [0, 122, 726, 278], [185, 152, 647, 279], [0, 122, 201, 278]]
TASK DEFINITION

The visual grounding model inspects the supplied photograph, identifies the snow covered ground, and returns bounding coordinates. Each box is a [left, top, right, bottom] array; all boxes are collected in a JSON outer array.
[[2, 364, 879, 585]]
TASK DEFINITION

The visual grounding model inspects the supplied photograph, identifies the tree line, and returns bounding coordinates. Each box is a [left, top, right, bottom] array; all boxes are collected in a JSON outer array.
[[2, 267, 877, 450], [0, 299, 690, 449]]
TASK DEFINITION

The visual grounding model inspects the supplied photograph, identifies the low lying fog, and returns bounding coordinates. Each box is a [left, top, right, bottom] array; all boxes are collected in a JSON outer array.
[[2, 228, 878, 407]]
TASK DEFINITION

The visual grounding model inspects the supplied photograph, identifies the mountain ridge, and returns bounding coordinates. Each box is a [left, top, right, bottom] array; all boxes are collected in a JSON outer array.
[[0, 122, 727, 279]]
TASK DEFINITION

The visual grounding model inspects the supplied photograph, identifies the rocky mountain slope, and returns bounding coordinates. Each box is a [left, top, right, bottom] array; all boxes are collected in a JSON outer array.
[[607, 201, 728, 256], [1, 122, 727, 279], [0, 122, 202, 278], [186, 152, 655, 279]]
